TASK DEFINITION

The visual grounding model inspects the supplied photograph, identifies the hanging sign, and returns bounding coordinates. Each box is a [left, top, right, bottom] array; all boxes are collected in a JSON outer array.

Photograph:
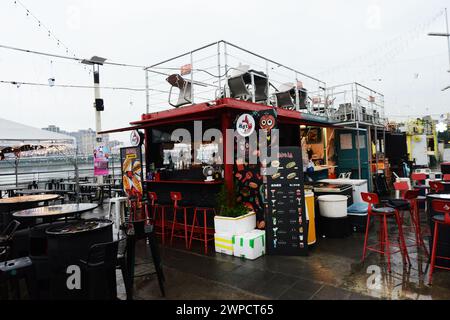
[[94, 146, 110, 176], [236, 113, 256, 137], [264, 146, 308, 256], [130, 130, 143, 146]]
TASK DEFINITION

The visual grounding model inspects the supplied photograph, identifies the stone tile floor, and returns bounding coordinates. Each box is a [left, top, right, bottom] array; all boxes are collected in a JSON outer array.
[[88, 205, 450, 300]]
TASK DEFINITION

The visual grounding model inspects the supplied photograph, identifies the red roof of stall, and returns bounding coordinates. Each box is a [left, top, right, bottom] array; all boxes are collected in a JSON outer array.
[[100, 98, 336, 134]]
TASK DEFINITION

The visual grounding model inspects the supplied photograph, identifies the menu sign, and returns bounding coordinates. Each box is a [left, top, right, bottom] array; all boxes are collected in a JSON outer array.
[[265, 146, 308, 256], [120, 146, 144, 199]]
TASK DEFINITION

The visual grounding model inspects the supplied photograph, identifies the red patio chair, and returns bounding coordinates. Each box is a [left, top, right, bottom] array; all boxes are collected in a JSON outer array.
[[429, 200, 450, 284]]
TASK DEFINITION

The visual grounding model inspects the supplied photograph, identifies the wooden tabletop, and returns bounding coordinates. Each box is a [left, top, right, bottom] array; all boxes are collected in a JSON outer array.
[[13, 203, 98, 219], [0, 194, 60, 205]]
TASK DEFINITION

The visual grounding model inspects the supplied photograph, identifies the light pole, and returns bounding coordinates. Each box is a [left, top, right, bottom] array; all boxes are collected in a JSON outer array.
[[428, 8, 450, 90], [81, 56, 107, 184]]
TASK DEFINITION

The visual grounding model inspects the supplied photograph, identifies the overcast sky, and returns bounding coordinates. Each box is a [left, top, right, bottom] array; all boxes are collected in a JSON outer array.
[[1, 0, 449, 143]]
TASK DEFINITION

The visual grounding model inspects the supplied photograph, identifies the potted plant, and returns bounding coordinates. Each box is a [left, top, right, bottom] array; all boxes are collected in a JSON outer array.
[[214, 185, 256, 234]]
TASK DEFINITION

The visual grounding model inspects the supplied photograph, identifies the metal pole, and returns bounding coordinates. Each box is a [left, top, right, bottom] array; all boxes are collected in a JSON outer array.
[[74, 146, 80, 203], [145, 70, 149, 114], [93, 64, 103, 185], [356, 122, 361, 179], [190, 52, 194, 104], [294, 73, 300, 111], [217, 42, 222, 98], [15, 158, 18, 188], [446, 8, 450, 71], [224, 42, 229, 97], [250, 73, 256, 103]]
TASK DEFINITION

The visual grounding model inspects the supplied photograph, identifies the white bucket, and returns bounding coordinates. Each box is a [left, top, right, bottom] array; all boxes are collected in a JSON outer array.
[[318, 195, 348, 218]]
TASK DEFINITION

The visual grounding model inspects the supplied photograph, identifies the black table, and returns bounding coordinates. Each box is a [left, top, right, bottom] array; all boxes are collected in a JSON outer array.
[[0, 186, 25, 199], [45, 218, 114, 300], [426, 193, 450, 268]]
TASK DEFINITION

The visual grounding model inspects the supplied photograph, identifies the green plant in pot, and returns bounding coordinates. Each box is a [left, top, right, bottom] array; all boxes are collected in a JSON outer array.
[[216, 184, 250, 218]]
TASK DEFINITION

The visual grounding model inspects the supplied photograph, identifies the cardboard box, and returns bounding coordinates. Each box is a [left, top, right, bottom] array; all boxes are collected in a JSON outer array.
[[214, 212, 256, 235], [214, 232, 235, 255], [233, 229, 265, 260]]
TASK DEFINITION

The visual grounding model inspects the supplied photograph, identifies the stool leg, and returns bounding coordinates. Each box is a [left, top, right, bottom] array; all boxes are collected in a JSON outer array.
[[147, 231, 165, 296], [428, 221, 439, 285], [395, 212, 411, 266], [383, 215, 391, 273], [161, 207, 165, 245], [183, 208, 188, 249], [203, 209, 208, 254], [119, 257, 132, 300], [362, 213, 371, 262], [189, 209, 198, 249], [170, 207, 176, 246]]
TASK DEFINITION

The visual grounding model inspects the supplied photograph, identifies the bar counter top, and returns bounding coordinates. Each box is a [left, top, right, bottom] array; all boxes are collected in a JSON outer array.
[[145, 180, 223, 185]]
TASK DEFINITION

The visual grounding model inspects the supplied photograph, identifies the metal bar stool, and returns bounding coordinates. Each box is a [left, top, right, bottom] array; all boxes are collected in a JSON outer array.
[[361, 192, 410, 273], [428, 199, 450, 285], [147, 192, 170, 245], [189, 207, 216, 254], [169, 192, 193, 248]]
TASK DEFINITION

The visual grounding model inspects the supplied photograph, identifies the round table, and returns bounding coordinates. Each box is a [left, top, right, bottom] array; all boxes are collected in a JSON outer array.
[[426, 193, 450, 268], [0, 194, 61, 226], [12, 203, 98, 221], [45, 218, 114, 300], [0, 194, 60, 206]]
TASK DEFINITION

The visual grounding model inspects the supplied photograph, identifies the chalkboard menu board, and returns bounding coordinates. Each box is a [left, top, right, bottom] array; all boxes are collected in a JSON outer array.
[[264, 146, 308, 256]]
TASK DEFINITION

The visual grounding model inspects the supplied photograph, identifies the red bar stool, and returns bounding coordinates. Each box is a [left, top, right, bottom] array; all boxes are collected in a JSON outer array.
[[429, 181, 445, 194], [403, 190, 428, 255], [189, 207, 216, 254], [147, 192, 170, 245], [429, 199, 450, 284], [169, 192, 193, 248], [361, 192, 410, 273], [411, 173, 428, 209]]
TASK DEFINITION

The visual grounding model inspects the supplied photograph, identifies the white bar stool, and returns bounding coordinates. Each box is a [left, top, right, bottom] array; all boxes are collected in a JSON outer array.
[[108, 197, 128, 233]]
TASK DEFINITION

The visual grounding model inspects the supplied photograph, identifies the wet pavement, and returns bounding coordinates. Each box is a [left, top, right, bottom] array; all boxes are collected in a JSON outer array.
[[88, 204, 450, 300]]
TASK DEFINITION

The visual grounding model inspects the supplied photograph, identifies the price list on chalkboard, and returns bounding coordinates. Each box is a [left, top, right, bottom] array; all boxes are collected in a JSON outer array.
[[264, 146, 308, 256]]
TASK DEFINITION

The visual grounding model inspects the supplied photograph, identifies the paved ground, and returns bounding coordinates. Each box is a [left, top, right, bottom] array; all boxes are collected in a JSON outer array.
[[89, 205, 450, 300]]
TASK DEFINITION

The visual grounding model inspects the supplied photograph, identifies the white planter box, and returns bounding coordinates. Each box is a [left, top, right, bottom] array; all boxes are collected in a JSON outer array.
[[214, 232, 235, 255], [233, 229, 265, 260], [214, 212, 256, 235]]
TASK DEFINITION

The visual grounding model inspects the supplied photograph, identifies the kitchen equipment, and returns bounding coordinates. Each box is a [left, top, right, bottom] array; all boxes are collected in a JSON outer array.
[[319, 179, 368, 203], [317, 195, 348, 218]]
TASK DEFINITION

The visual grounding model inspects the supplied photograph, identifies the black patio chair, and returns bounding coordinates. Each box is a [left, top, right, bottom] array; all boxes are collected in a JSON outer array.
[[79, 238, 132, 300]]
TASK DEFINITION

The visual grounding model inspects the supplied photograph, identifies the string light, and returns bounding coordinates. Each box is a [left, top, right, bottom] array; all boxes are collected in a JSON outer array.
[[13, 0, 85, 74]]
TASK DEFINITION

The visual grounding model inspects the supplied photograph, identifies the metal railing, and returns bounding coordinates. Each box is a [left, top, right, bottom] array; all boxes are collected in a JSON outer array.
[[143, 40, 330, 117], [0, 165, 122, 187], [326, 82, 386, 126]]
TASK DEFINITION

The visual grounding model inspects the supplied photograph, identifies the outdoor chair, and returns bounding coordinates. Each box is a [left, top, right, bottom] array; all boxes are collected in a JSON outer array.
[[429, 200, 450, 284], [0, 220, 21, 260], [361, 192, 410, 273], [166, 74, 193, 108], [79, 239, 126, 300]]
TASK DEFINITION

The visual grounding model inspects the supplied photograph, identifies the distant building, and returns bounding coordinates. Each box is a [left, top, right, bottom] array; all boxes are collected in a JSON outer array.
[[42, 125, 122, 155]]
